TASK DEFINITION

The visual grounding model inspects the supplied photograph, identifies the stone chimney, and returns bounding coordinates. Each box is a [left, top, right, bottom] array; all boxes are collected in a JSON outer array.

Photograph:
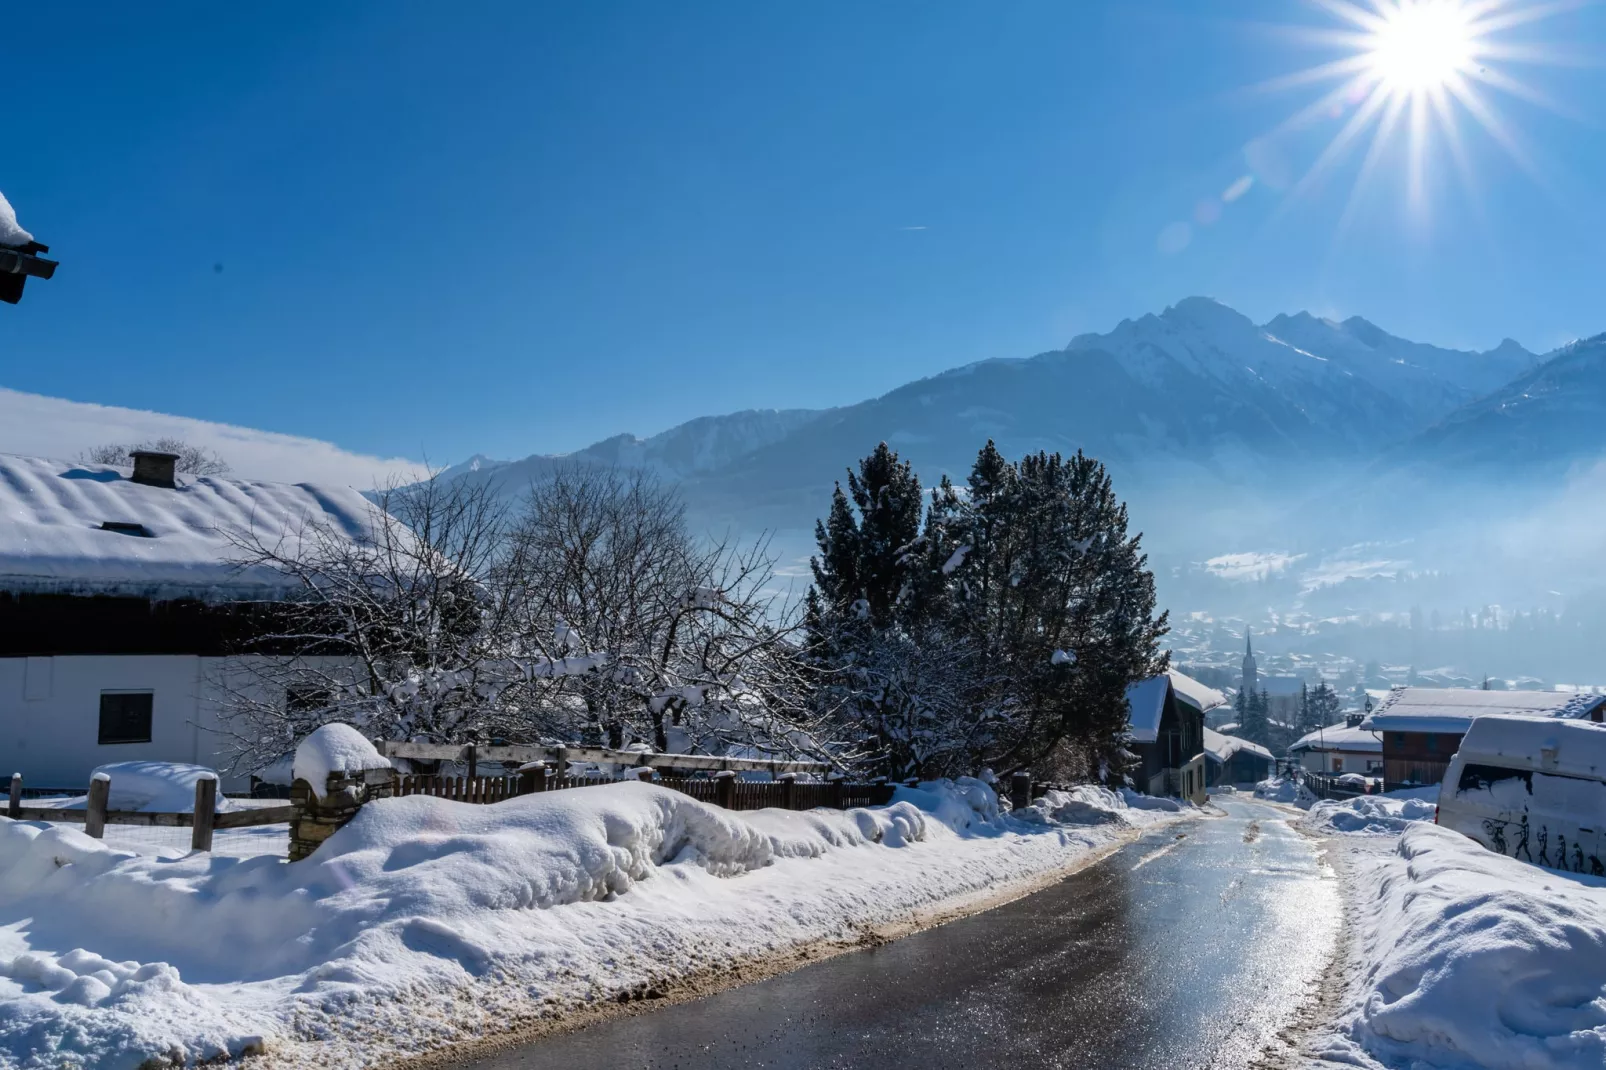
[[129, 450, 180, 488]]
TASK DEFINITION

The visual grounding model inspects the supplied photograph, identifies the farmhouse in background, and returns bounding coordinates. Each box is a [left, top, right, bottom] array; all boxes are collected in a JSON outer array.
[[1362, 686, 1606, 791], [1290, 715, 1384, 776], [0, 451, 384, 790], [1203, 727, 1275, 787], [1126, 670, 1222, 804]]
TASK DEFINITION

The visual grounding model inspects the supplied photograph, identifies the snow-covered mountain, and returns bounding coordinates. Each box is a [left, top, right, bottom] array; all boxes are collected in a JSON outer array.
[[1395, 333, 1606, 472], [449, 297, 1548, 542]]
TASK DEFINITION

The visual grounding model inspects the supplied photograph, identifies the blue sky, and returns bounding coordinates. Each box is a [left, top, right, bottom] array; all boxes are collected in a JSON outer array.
[[4, 1, 1604, 464]]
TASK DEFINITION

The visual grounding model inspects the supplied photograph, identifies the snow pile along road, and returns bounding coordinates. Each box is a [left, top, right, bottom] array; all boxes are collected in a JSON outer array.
[[1313, 823, 1606, 1070], [1255, 775, 1317, 807], [0, 776, 1175, 1069], [1306, 787, 1438, 836]]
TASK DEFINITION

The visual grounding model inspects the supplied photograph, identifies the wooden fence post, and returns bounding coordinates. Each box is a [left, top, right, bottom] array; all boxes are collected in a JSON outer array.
[[830, 773, 845, 810], [1009, 771, 1032, 813], [553, 746, 569, 784], [191, 775, 217, 852], [8, 773, 19, 819], [518, 765, 547, 795], [780, 772, 797, 810], [715, 770, 736, 809], [465, 744, 478, 781], [633, 767, 653, 783], [85, 773, 110, 839]]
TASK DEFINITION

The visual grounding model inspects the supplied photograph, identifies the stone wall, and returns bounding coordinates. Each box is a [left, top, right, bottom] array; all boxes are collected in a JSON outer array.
[[289, 766, 396, 862]]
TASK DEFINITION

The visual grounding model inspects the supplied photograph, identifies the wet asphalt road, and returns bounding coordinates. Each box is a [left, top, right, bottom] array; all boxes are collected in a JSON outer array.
[[451, 795, 1337, 1070]]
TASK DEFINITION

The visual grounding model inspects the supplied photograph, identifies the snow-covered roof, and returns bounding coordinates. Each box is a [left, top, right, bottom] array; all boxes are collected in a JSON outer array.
[[1289, 724, 1382, 753], [1363, 687, 1606, 735], [1455, 714, 1606, 782], [0, 189, 32, 248], [1202, 728, 1273, 764], [1125, 675, 1171, 743], [1126, 670, 1226, 742], [0, 452, 384, 600], [1168, 670, 1225, 713]]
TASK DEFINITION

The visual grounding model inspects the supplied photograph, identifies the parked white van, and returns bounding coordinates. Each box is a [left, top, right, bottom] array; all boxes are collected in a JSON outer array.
[[1438, 714, 1606, 877]]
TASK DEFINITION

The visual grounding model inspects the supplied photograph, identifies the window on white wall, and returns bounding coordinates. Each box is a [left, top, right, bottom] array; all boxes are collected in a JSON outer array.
[[98, 692, 154, 744]]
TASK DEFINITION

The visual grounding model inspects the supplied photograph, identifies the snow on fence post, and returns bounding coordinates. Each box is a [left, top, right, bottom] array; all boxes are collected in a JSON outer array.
[[191, 774, 218, 852], [1009, 771, 1032, 813], [779, 772, 797, 810], [632, 767, 653, 783], [85, 772, 110, 839], [715, 769, 737, 810], [288, 725, 397, 862], [517, 764, 546, 795], [7, 773, 19, 819]]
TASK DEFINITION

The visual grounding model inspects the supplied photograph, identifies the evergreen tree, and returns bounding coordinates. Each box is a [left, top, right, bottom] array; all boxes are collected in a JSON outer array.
[[804, 439, 1168, 782], [1307, 681, 1343, 728]]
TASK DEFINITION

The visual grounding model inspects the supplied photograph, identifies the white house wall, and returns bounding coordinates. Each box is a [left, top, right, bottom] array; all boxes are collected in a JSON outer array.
[[0, 654, 342, 792], [1298, 748, 1382, 775]]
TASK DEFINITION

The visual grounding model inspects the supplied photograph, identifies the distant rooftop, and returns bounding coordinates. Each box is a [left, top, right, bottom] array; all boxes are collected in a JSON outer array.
[[1362, 687, 1606, 735]]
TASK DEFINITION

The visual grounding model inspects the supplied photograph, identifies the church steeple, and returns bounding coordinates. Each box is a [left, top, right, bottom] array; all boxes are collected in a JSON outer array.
[[1241, 628, 1258, 697]]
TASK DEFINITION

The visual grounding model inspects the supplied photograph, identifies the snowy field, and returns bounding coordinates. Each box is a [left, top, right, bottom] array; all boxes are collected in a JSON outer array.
[[0, 779, 1180, 1069], [1304, 789, 1606, 1069]]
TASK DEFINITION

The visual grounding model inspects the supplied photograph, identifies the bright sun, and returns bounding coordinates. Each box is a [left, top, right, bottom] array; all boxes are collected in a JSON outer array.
[[1367, 2, 1475, 91], [1249, 0, 1570, 218]]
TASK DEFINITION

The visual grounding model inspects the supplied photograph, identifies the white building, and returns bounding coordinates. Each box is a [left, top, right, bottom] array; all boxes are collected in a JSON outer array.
[[0, 451, 381, 790], [1289, 722, 1383, 776]]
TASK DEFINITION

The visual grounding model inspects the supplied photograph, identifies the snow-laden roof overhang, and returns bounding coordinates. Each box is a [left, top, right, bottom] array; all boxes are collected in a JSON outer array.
[[0, 452, 388, 601], [1168, 669, 1225, 714], [1125, 675, 1171, 743], [1362, 686, 1606, 735], [1289, 724, 1383, 753], [1202, 727, 1273, 764]]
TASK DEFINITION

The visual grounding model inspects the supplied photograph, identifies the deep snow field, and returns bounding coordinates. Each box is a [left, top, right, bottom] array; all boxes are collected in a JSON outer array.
[[0, 779, 1178, 1069], [1300, 790, 1606, 1070]]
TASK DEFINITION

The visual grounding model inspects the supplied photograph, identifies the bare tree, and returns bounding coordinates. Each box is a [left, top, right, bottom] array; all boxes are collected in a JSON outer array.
[[82, 437, 231, 476], [213, 465, 836, 773], [505, 466, 838, 761], [213, 473, 601, 773]]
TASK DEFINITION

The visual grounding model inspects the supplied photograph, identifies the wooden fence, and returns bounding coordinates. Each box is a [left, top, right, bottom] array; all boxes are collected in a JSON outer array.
[[1301, 771, 1368, 802], [393, 766, 899, 812], [7, 772, 296, 852]]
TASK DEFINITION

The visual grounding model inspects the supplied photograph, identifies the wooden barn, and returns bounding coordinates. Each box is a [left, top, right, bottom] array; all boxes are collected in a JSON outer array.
[[1126, 670, 1222, 804], [1203, 727, 1274, 787]]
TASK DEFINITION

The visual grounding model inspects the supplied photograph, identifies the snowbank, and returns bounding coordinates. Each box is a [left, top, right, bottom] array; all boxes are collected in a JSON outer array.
[[1306, 787, 1438, 836], [1313, 824, 1606, 1069], [1254, 776, 1316, 807], [0, 191, 30, 248], [50, 762, 231, 814], [0, 778, 1181, 1068], [291, 723, 390, 795]]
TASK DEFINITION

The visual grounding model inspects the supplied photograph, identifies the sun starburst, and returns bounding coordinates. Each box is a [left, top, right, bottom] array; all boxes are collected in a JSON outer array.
[[1255, 0, 1575, 221]]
